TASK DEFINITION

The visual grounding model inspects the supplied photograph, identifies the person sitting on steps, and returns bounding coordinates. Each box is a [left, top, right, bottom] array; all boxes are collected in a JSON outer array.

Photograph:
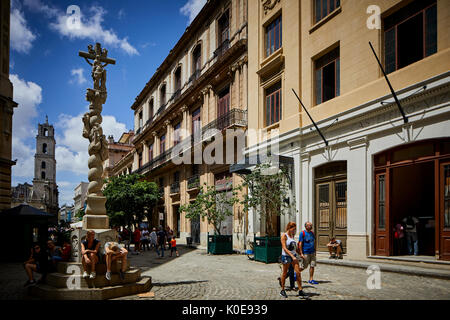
[[81, 230, 101, 279], [104, 241, 128, 281], [327, 237, 343, 259]]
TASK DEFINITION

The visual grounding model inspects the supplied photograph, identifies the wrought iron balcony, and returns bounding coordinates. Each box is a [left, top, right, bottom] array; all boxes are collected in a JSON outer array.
[[187, 174, 200, 190], [202, 108, 247, 139], [189, 70, 201, 83], [214, 39, 230, 59], [170, 181, 180, 194]]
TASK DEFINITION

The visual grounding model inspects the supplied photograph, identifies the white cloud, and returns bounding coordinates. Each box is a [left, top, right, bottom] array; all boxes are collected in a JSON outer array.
[[70, 68, 87, 85], [9, 74, 42, 180], [10, 8, 36, 53], [55, 112, 128, 175], [23, 1, 138, 55], [50, 6, 139, 56], [10, 74, 41, 140], [180, 0, 207, 24]]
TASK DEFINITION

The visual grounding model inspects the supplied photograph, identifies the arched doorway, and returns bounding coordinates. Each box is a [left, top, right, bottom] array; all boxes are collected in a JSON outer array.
[[373, 138, 450, 260], [314, 161, 347, 252]]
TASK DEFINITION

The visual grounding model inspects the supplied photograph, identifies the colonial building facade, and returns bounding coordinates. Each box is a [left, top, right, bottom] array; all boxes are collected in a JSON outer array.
[[112, 0, 249, 248], [0, 0, 18, 211], [246, 0, 450, 260], [102, 131, 135, 180]]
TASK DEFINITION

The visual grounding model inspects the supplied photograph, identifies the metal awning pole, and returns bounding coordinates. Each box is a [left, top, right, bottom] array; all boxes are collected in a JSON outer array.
[[292, 88, 328, 146], [369, 41, 408, 124]]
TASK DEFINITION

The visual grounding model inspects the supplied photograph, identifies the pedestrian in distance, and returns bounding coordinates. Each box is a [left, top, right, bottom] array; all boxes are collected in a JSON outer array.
[[156, 226, 166, 258], [279, 222, 307, 298], [298, 221, 319, 285], [81, 230, 101, 279], [170, 237, 179, 257], [150, 227, 157, 250], [402, 215, 419, 256], [133, 227, 141, 254]]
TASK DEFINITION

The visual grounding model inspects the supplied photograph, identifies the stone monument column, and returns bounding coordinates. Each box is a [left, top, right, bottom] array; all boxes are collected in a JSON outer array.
[[79, 42, 115, 230]]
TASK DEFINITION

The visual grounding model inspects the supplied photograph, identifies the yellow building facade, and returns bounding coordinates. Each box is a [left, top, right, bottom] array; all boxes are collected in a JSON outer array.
[[247, 0, 450, 260], [113, 0, 249, 249]]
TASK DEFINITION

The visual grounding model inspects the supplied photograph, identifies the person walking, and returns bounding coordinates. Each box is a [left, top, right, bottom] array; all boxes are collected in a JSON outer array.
[[156, 226, 166, 258], [133, 227, 141, 254], [170, 237, 179, 257], [298, 221, 319, 285], [150, 227, 157, 250], [279, 222, 306, 298], [402, 215, 419, 256]]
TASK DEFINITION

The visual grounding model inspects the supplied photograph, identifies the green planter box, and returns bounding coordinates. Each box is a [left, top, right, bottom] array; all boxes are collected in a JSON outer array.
[[207, 234, 233, 254], [254, 236, 281, 263]]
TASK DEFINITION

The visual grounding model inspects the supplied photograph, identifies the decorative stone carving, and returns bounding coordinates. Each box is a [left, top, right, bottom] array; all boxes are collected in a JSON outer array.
[[262, 0, 281, 15], [79, 43, 116, 229]]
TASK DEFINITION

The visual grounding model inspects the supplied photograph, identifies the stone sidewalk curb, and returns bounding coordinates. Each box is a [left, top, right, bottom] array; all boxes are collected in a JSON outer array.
[[316, 259, 450, 280]]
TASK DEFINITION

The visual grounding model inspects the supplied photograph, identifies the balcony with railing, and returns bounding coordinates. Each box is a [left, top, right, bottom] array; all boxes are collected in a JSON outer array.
[[187, 174, 200, 190], [170, 181, 180, 194], [202, 108, 247, 140], [214, 39, 230, 59]]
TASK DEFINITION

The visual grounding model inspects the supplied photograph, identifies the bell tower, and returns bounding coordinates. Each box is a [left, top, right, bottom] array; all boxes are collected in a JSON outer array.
[[33, 116, 59, 214]]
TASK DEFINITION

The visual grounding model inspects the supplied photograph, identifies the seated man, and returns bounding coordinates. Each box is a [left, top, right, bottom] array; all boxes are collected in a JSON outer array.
[[104, 241, 128, 281], [327, 237, 343, 259], [81, 230, 101, 279]]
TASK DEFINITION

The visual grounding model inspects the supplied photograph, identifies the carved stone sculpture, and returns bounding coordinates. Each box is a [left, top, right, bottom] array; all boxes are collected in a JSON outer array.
[[79, 43, 116, 229]]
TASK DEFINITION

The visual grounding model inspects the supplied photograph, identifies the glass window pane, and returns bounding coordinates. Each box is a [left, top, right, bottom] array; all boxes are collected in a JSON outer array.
[[425, 4, 437, 57], [315, 0, 321, 23], [336, 58, 340, 97], [385, 28, 396, 74], [266, 96, 270, 126], [330, 0, 335, 12], [322, 0, 328, 18], [379, 175, 385, 229], [279, 90, 282, 121], [316, 68, 322, 105], [274, 22, 279, 52], [279, 18, 282, 48]]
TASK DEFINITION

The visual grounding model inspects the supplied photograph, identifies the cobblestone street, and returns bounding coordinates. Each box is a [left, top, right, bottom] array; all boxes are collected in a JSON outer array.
[[1, 245, 449, 300], [115, 246, 450, 300]]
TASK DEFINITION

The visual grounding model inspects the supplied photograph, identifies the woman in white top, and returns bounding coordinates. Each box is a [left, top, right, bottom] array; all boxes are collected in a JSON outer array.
[[280, 222, 306, 298]]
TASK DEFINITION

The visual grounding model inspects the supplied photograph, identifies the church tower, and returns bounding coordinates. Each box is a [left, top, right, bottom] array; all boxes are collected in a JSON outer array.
[[33, 116, 59, 214]]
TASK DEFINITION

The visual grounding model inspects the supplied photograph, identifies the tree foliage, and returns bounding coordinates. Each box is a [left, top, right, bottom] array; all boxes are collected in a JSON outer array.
[[238, 163, 292, 236], [180, 183, 239, 235], [103, 174, 160, 228]]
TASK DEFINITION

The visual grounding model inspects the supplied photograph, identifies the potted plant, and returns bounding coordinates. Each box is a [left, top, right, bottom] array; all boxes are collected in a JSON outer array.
[[180, 183, 239, 254], [238, 162, 292, 263]]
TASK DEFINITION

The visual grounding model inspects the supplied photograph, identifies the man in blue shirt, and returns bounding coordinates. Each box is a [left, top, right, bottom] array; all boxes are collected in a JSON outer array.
[[298, 221, 318, 285]]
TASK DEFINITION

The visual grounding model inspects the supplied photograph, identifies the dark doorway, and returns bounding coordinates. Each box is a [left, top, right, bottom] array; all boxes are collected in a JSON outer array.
[[173, 205, 180, 238], [190, 215, 200, 244], [391, 162, 435, 256]]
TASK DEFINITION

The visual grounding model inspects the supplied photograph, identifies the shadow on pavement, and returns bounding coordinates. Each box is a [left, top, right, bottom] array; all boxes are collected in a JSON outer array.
[[152, 280, 209, 287]]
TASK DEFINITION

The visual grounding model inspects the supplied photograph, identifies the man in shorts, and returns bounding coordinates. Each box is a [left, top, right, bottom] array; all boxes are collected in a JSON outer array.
[[298, 221, 318, 285], [104, 241, 128, 281]]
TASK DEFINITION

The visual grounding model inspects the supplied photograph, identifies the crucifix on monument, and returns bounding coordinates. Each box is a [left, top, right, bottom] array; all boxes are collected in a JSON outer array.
[[79, 42, 115, 231]]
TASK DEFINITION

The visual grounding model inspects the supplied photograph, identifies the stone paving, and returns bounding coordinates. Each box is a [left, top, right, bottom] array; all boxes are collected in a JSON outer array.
[[115, 246, 450, 300], [1, 245, 450, 300]]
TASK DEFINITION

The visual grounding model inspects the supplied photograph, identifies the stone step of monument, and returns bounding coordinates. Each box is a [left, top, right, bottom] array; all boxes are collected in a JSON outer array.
[[56, 261, 130, 274], [46, 267, 141, 289], [28, 276, 152, 300]]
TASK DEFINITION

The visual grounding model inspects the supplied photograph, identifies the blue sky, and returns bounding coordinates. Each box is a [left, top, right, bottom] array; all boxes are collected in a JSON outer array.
[[10, 0, 206, 206]]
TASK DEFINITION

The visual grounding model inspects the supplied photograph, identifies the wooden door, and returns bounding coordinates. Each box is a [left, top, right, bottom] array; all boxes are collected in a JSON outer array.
[[375, 171, 390, 256], [439, 161, 450, 260], [316, 180, 347, 251]]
